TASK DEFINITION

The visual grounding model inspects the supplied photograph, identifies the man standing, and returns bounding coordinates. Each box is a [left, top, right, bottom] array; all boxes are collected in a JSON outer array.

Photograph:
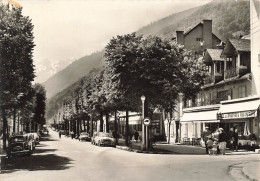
[[203, 126, 211, 154], [59, 130, 61, 139]]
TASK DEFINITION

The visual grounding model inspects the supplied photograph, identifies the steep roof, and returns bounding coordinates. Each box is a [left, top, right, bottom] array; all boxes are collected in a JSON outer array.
[[229, 39, 250, 52], [206, 49, 224, 61]]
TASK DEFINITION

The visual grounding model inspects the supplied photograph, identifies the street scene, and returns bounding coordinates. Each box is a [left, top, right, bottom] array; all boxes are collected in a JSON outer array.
[[1, 128, 260, 181], [1, 0, 260, 181]]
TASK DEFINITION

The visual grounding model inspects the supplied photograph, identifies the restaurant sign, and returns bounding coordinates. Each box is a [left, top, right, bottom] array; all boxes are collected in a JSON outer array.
[[218, 110, 256, 119]]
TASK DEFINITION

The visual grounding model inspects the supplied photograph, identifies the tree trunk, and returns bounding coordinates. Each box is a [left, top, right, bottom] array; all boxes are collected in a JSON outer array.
[[125, 109, 129, 147], [13, 108, 16, 134], [90, 114, 93, 137], [99, 111, 103, 132], [87, 119, 89, 133], [83, 119, 86, 132], [114, 111, 117, 133], [77, 119, 80, 136], [168, 110, 173, 144], [105, 111, 109, 133], [114, 111, 118, 145], [2, 107, 7, 150]]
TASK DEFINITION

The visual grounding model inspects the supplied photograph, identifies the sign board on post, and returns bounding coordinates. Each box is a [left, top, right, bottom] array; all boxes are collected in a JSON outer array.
[[143, 118, 151, 126]]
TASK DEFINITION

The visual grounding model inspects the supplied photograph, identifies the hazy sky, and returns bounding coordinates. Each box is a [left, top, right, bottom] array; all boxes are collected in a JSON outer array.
[[14, 0, 210, 82]]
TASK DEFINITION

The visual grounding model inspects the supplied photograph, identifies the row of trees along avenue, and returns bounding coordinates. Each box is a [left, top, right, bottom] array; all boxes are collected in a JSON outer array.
[[58, 33, 206, 146], [0, 4, 46, 150]]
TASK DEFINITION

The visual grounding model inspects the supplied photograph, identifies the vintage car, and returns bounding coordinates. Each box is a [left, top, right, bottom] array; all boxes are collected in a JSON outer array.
[[94, 132, 116, 147], [6, 134, 35, 158], [79, 132, 91, 141]]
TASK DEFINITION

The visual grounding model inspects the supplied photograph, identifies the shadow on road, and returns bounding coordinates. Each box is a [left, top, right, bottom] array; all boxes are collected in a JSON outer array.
[[40, 134, 59, 142], [34, 148, 58, 154], [1, 153, 73, 174]]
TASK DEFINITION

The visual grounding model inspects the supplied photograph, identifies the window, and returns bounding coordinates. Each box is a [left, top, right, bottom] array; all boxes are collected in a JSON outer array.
[[240, 54, 248, 66], [217, 90, 230, 103], [238, 86, 246, 98], [196, 38, 203, 42]]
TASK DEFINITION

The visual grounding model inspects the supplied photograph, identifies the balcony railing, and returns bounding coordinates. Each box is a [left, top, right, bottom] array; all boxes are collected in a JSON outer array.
[[224, 67, 238, 79], [204, 71, 224, 85], [204, 75, 215, 85], [184, 97, 229, 108]]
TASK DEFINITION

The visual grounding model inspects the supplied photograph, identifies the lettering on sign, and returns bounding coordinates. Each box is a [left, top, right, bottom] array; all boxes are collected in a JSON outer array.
[[221, 110, 256, 119]]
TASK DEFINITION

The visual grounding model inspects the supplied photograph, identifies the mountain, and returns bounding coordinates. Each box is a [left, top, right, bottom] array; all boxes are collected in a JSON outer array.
[[137, 0, 249, 41], [46, 0, 250, 120], [43, 50, 104, 99]]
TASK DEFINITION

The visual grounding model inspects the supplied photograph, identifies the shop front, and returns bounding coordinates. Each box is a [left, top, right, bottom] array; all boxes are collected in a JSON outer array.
[[217, 97, 260, 146], [180, 105, 220, 144]]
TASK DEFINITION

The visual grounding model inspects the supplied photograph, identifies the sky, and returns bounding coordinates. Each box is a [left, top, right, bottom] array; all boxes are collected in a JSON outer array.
[[8, 0, 210, 83]]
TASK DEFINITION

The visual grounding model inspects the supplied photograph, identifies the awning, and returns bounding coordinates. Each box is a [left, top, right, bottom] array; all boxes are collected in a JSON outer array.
[[218, 98, 260, 119], [180, 110, 219, 122], [219, 99, 260, 114]]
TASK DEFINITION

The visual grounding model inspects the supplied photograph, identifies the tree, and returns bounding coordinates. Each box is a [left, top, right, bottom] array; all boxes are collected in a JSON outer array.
[[104, 33, 206, 146], [32, 83, 46, 131], [0, 4, 35, 149]]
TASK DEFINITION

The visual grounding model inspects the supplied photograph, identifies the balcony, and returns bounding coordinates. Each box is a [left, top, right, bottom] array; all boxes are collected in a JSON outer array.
[[204, 71, 224, 85], [204, 75, 214, 85], [224, 67, 238, 79], [238, 65, 248, 75]]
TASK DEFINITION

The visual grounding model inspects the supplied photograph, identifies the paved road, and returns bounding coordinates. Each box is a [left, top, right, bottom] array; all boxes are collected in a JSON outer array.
[[1, 129, 259, 181]]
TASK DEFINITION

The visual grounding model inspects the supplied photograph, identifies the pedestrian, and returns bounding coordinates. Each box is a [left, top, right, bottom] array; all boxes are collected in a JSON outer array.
[[228, 128, 234, 150], [129, 131, 133, 141], [213, 128, 220, 154], [59, 130, 61, 139], [71, 131, 74, 139], [134, 130, 139, 143], [202, 126, 211, 154], [207, 137, 214, 155], [232, 128, 238, 152], [218, 128, 228, 155]]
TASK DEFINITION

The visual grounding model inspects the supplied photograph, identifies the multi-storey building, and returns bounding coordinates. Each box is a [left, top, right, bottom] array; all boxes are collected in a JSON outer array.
[[165, 19, 223, 143], [176, 2, 260, 146]]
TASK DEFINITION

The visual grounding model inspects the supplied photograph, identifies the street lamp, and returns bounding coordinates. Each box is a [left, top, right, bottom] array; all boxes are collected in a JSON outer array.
[[141, 95, 146, 150]]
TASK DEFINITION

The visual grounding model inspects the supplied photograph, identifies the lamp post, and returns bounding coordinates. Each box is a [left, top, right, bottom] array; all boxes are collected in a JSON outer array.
[[141, 95, 146, 150]]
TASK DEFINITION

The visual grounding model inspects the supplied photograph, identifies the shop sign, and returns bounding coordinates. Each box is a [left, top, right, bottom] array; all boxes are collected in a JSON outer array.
[[220, 110, 256, 119]]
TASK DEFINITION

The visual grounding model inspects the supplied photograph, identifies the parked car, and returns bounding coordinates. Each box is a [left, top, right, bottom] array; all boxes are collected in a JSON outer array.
[[91, 132, 98, 144], [94, 132, 116, 147], [6, 134, 35, 158], [79, 132, 91, 141]]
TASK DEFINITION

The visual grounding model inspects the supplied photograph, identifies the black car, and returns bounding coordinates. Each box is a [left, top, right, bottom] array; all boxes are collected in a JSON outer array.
[[6, 134, 35, 158]]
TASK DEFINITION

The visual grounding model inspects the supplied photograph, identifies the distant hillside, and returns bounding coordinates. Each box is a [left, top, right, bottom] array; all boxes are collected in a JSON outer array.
[[137, 0, 250, 41], [46, 0, 250, 120], [43, 50, 104, 99]]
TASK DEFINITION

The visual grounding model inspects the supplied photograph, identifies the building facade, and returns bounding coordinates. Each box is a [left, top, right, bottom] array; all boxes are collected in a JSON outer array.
[[176, 4, 260, 146]]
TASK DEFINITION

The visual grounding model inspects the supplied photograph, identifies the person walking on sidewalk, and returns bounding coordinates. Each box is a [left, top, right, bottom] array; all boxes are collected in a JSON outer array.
[[219, 128, 228, 155], [232, 128, 239, 152], [134, 130, 139, 143], [59, 130, 62, 139], [202, 126, 211, 154]]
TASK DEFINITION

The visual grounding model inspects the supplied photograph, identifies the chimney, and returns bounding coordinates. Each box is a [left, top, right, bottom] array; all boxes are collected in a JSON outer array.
[[176, 31, 184, 45], [203, 20, 212, 49]]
